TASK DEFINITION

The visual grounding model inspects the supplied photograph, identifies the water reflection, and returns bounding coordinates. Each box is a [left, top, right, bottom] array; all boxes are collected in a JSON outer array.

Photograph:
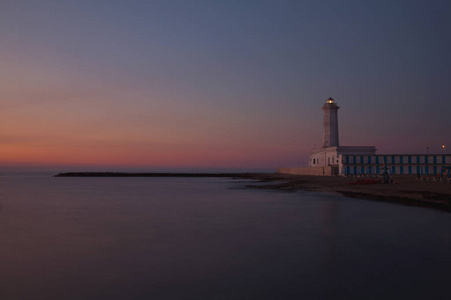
[[321, 201, 340, 269]]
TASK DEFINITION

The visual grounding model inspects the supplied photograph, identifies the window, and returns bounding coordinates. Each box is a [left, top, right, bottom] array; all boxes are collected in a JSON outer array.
[[400, 156, 403, 164], [417, 156, 420, 164], [443, 156, 446, 164], [368, 156, 372, 164], [400, 166, 404, 174], [408, 156, 412, 164], [433, 156, 437, 164], [408, 166, 412, 174], [328, 157, 330, 165], [384, 156, 387, 164], [360, 156, 364, 164], [425, 156, 428, 164], [392, 156, 395, 164], [376, 166, 380, 174], [353, 156, 356, 164], [346, 156, 349, 164], [376, 156, 379, 164]]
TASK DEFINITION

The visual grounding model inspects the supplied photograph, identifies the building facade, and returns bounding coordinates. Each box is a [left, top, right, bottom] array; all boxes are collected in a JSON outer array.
[[339, 154, 451, 176], [309, 146, 376, 168]]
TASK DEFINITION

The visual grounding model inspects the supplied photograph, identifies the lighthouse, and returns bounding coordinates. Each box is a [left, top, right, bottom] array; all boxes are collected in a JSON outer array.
[[277, 96, 377, 175], [322, 97, 339, 148]]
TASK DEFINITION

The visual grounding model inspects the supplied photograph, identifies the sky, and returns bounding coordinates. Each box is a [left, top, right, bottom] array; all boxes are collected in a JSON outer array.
[[1, 0, 450, 172]]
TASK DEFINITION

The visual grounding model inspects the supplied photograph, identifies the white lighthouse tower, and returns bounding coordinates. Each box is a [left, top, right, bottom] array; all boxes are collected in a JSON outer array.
[[322, 97, 339, 148]]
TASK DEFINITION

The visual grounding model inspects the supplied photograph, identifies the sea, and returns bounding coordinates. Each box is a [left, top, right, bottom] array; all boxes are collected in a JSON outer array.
[[0, 173, 450, 299]]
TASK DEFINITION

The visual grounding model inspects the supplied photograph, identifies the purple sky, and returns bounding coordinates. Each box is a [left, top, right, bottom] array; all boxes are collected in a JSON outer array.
[[1, 0, 450, 171]]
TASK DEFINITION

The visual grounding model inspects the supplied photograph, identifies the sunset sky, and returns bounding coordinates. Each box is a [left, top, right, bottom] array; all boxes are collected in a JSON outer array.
[[1, 0, 450, 171]]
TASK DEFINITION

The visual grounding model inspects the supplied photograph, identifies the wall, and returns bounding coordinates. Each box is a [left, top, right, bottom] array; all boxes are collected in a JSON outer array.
[[278, 166, 335, 176], [309, 146, 376, 167], [310, 151, 339, 167]]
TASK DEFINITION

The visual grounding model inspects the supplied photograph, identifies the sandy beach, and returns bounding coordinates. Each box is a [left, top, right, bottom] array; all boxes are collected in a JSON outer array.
[[245, 174, 451, 212]]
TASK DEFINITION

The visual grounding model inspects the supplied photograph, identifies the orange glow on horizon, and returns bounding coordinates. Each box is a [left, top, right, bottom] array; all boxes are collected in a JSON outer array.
[[0, 138, 304, 169]]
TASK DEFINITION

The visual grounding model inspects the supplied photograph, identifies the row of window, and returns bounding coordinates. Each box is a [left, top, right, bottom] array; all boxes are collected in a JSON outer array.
[[344, 155, 447, 165], [344, 165, 450, 176], [311, 156, 338, 165]]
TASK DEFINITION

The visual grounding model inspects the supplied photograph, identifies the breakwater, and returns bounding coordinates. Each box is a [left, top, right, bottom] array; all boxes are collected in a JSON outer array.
[[55, 172, 261, 178]]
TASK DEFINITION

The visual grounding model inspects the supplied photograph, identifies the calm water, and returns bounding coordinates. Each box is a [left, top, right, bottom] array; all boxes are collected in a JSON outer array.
[[0, 174, 450, 299]]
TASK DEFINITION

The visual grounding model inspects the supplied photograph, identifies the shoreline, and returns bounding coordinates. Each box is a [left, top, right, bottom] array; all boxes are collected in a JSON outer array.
[[54, 172, 451, 212], [244, 173, 451, 213]]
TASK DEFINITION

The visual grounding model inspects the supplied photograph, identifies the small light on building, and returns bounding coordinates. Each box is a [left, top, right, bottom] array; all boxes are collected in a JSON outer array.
[[326, 97, 334, 104]]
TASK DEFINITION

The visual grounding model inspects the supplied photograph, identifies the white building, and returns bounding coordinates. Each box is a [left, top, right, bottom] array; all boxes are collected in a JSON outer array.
[[278, 97, 451, 176]]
